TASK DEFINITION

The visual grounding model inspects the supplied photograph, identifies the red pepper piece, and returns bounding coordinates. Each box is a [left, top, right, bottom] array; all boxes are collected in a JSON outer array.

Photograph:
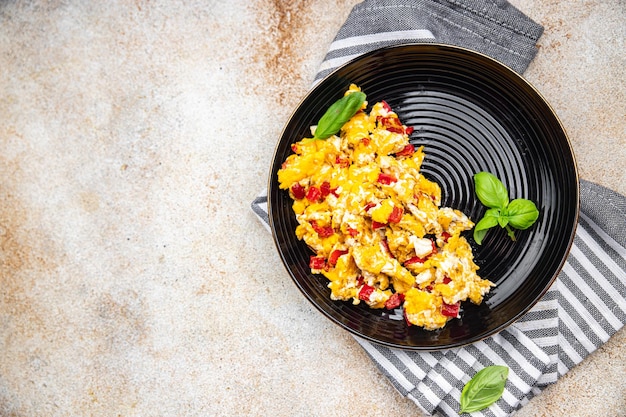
[[404, 309, 412, 326], [431, 239, 438, 254], [381, 239, 395, 258], [358, 284, 375, 301], [328, 249, 349, 267], [290, 183, 306, 199], [330, 187, 340, 197], [441, 231, 451, 243], [320, 181, 331, 199], [380, 116, 404, 134], [388, 205, 403, 223], [364, 202, 377, 212], [443, 276, 452, 284], [405, 126, 414, 135], [306, 186, 321, 202], [356, 275, 364, 286], [372, 220, 386, 230], [404, 256, 426, 265], [347, 227, 359, 237], [310, 220, 334, 238], [309, 256, 326, 270], [381, 100, 392, 113], [361, 137, 371, 146], [384, 292, 405, 310], [335, 156, 350, 167], [395, 144, 415, 157], [377, 172, 397, 185], [442, 302, 460, 317]]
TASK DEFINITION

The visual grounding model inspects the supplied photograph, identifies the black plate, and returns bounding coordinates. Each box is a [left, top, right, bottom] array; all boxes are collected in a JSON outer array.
[[268, 43, 579, 350]]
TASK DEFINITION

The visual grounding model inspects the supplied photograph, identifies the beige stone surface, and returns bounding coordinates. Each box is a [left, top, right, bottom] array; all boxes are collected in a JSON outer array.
[[0, 1, 624, 416]]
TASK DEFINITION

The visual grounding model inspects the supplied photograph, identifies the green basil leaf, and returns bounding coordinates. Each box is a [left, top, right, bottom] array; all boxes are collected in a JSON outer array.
[[472, 208, 500, 245], [506, 198, 539, 230], [473, 172, 509, 209], [313, 91, 366, 140], [473, 228, 489, 246], [497, 206, 509, 228], [460, 365, 509, 414]]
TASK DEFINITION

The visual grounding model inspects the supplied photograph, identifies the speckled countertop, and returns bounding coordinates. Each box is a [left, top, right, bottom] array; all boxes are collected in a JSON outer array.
[[0, 1, 624, 416]]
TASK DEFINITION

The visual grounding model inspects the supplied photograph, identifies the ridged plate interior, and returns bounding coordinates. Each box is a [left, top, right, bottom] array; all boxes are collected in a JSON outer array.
[[268, 44, 579, 350]]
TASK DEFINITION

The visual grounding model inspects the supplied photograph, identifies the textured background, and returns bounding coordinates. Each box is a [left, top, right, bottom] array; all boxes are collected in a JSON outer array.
[[0, 1, 624, 416]]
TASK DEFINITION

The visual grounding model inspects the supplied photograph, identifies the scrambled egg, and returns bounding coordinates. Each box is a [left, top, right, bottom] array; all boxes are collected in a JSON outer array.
[[278, 84, 494, 330]]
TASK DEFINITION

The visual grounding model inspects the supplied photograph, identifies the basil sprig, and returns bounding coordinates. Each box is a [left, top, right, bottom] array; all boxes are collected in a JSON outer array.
[[313, 91, 366, 140], [460, 365, 509, 414], [473, 171, 539, 245]]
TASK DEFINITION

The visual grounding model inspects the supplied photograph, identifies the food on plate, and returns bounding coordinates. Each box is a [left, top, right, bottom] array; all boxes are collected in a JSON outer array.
[[277, 84, 494, 330]]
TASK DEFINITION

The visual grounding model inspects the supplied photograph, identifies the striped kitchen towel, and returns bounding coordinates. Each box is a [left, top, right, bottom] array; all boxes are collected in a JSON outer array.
[[251, 1, 626, 415]]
